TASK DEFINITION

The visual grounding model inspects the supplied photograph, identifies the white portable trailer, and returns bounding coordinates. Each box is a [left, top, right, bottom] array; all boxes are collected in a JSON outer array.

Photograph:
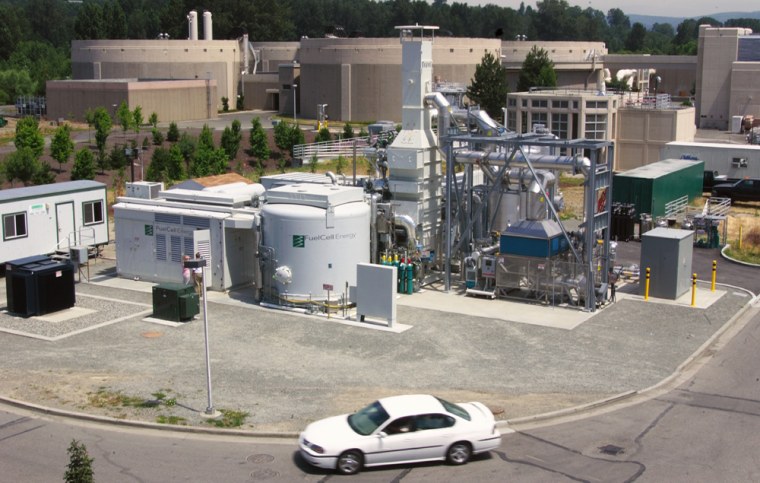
[[662, 142, 760, 179], [0, 180, 109, 266]]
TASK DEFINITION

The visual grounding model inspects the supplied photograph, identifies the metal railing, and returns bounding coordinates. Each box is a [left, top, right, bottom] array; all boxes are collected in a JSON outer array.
[[664, 195, 689, 219], [292, 131, 395, 161]]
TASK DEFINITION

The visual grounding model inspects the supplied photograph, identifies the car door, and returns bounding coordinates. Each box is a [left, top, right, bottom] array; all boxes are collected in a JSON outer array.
[[411, 413, 458, 460], [365, 416, 420, 466]]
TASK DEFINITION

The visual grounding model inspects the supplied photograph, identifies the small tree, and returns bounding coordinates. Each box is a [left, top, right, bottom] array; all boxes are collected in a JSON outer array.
[[152, 128, 164, 145], [248, 117, 270, 166], [4, 147, 42, 186], [50, 123, 74, 173], [314, 127, 332, 144], [236, 95, 244, 110], [335, 155, 347, 175], [32, 162, 55, 185], [309, 154, 318, 173], [342, 122, 354, 139], [71, 148, 96, 180], [177, 132, 196, 173], [467, 51, 509, 122], [198, 124, 215, 151], [517, 46, 557, 93], [116, 100, 132, 139], [64, 439, 94, 483], [221, 119, 242, 160], [132, 105, 143, 138], [358, 126, 368, 138], [148, 112, 158, 129], [221, 96, 229, 112], [14, 116, 45, 158], [92, 107, 112, 161], [166, 144, 186, 181], [167, 121, 180, 142]]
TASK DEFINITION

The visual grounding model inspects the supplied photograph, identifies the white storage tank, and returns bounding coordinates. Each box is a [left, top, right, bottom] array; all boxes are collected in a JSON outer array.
[[261, 184, 370, 299]]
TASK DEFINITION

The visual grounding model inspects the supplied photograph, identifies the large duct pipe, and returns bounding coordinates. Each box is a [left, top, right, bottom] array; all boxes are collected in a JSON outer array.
[[393, 214, 418, 250], [370, 194, 380, 264], [455, 150, 591, 176], [424, 92, 452, 146], [188, 10, 198, 40], [203, 10, 213, 40]]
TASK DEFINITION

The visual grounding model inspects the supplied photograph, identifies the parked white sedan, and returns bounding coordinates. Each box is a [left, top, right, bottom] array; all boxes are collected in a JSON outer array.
[[299, 394, 501, 475]]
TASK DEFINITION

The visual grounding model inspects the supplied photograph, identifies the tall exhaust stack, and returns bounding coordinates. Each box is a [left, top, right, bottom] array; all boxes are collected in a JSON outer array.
[[203, 10, 213, 40], [188, 10, 198, 40], [386, 25, 441, 252]]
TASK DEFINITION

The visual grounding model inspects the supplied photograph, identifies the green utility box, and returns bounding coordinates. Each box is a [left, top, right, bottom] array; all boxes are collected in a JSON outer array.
[[152, 283, 199, 322], [612, 159, 704, 218]]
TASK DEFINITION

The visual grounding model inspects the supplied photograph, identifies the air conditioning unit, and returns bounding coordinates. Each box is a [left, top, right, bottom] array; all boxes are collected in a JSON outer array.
[[126, 181, 164, 199]]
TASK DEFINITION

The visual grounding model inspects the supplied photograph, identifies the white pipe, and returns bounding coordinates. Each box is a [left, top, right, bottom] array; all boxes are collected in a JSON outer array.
[[325, 171, 337, 185], [455, 151, 591, 175]]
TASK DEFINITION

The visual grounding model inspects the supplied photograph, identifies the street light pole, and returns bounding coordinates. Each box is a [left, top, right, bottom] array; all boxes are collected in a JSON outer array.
[[292, 84, 298, 124]]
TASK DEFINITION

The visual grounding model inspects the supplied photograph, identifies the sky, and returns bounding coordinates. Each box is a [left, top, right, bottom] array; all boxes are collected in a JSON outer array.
[[462, 1, 757, 18]]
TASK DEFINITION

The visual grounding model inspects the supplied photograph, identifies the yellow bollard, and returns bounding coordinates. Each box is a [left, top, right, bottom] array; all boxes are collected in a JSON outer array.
[[711, 260, 717, 292], [644, 267, 651, 300], [691, 273, 697, 307], [739, 225, 743, 251]]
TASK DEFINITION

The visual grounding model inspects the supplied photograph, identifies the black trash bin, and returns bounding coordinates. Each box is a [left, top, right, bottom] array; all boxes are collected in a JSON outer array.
[[6, 255, 76, 317]]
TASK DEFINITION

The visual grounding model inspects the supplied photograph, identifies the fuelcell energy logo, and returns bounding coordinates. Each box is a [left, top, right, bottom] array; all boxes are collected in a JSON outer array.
[[293, 235, 305, 248], [293, 233, 357, 248]]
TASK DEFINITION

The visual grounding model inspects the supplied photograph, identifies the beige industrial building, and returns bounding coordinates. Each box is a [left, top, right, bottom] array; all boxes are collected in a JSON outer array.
[[46, 79, 217, 123], [507, 89, 695, 170], [501, 40, 608, 91], [696, 25, 760, 130]]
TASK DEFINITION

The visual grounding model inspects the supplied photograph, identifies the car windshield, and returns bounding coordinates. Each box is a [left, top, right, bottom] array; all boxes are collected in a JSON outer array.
[[347, 400, 390, 436], [435, 396, 471, 421]]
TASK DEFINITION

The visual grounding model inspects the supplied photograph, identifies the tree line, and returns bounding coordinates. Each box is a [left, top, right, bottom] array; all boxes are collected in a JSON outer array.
[[1, 0, 759, 104]]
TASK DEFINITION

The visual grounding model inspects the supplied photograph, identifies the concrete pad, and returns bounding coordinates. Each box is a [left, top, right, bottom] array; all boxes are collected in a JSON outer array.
[[396, 284, 594, 330], [617, 283, 726, 309], [33, 307, 96, 323]]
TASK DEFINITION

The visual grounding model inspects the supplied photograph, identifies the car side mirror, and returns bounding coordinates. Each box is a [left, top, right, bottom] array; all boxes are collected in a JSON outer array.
[[378, 431, 387, 438]]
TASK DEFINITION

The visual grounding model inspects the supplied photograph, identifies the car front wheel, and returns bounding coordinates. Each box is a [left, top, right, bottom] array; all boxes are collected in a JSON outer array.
[[336, 450, 363, 475], [446, 441, 472, 465]]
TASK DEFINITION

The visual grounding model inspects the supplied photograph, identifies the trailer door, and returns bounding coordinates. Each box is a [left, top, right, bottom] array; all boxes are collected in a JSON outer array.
[[56, 201, 76, 248]]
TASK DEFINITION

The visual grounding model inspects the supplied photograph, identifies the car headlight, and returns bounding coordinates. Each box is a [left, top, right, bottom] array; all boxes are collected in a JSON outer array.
[[303, 438, 325, 454]]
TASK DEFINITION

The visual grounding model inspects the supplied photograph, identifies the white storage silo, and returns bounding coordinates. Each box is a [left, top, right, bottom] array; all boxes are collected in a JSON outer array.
[[187, 10, 198, 40], [203, 11, 213, 40], [261, 184, 370, 300]]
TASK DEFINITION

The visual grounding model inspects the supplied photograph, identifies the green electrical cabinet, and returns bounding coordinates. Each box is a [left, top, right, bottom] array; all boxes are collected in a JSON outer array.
[[612, 159, 704, 218], [152, 283, 199, 322]]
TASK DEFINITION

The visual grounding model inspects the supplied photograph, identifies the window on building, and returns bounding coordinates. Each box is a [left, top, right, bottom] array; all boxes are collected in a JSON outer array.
[[83, 200, 104, 225], [522, 99, 527, 107], [531, 112, 548, 131], [552, 113, 569, 139], [573, 101, 579, 109], [508, 98, 516, 107], [553, 100, 569, 109], [531, 99, 548, 108], [584, 113, 607, 139], [586, 100, 608, 109], [3, 212, 27, 241], [507, 110, 517, 131]]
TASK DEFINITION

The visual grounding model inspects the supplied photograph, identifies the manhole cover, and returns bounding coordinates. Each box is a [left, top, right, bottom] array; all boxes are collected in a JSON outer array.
[[250, 468, 279, 480], [247, 454, 275, 464], [140, 331, 163, 338], [599, 444, 625, 456]]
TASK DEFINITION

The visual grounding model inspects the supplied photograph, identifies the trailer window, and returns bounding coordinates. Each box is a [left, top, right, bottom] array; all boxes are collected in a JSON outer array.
[[83, 200, 104, 225], [3, 212, 27, 240]]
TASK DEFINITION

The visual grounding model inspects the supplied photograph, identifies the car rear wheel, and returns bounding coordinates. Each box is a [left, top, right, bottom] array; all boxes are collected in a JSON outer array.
[[446, 441, 472, 465], [336, 450, 363, 475]]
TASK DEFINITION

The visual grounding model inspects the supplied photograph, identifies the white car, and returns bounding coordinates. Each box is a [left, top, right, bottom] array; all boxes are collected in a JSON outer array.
[[299, 394, 501, 475]]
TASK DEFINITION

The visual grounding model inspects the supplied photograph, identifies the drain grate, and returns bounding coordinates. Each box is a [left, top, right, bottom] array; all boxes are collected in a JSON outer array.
[[599, 444, 625, 456], [247, 454, 275, 464]]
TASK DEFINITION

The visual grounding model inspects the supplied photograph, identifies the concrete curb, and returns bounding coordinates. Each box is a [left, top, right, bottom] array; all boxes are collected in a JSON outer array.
[[721, 244, 760, 268]]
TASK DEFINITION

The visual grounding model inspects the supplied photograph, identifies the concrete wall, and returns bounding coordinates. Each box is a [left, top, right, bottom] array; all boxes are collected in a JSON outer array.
[[728, 62, 760, 123], [71, 39, 239, 110], [296, 36, 501, 122], [616, 106, 696, 171], [502, 41, 607, 91], [46, 79, 217, 123]]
